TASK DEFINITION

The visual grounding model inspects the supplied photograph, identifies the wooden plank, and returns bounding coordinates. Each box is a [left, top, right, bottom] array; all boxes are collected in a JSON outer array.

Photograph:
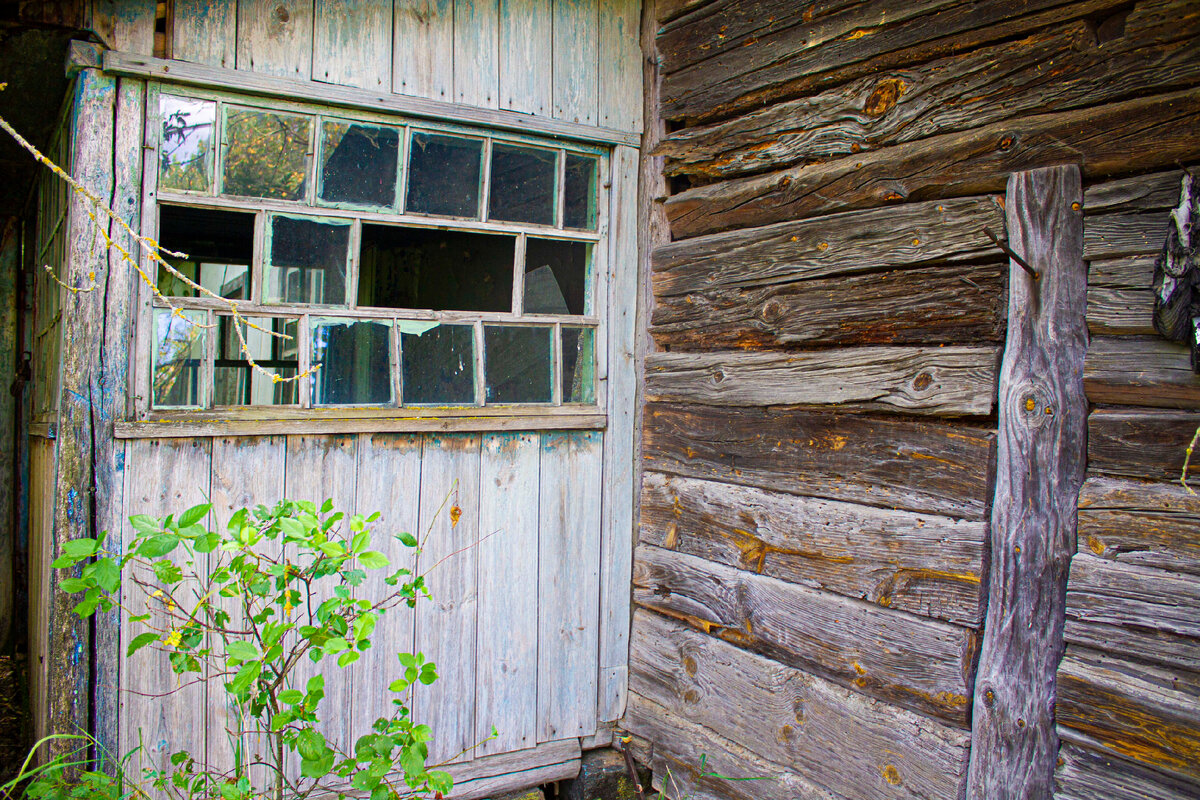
[[1055, 740, 1200, 800], [498, 0, 553, 116], [236, 0, 315, 79], [966, 166, 1088, 800], [414, 433, 481, 763], [537, 430, 603, 741], [1085, 166, 1194, 215], [90, 0, 156, 54], [654, 0, 714, 25], [1084, 212, 1169, 260], [445, 737, 579, 784], [171, 0, 237, 68], [643, 401, 995, 519], [1056, 646, 1200, 783], [393, 0, 454, 102], [447, 759, 580, 800], [664, 87, 1200, 240], [597, 0, 642, 132], [1078, 474, 1200, 576], [629, 609, 972, 800], [645, 345, 999, 416], [1084, 336, 1200, 409], [552, 0, 599, 125], [640, 471, 986, 626], [0, 219, 15, 653], [475, 432, 539, 755], [28, 437, 55, 742], [313, 0, 391, 91], [116, 412, 607, 439], [1088, 408, 1200, 483], [1087, 256, 1156, 335], [453, 0, 500, 108]]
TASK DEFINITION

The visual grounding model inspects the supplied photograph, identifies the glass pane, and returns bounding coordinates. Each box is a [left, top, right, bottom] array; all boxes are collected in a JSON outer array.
[[484, 325, 551, 403], [319, 121, 400, 207], [265, 216, 350, 304], [359, 225, 514, 312], [563, 154, 598, 230], [152, 309, 206, 408], [214, 316, 299, 406], [488, 144, 556, 225], [400, 322, 475, 405], [159, 95, 216, 192], [561, 327, 595, 404], [222, 108, 311, 201], [157, 206, 253, 299], [524, 239, 590, 315], [311, 319, 393, 405], [406, 132, 482, 218]]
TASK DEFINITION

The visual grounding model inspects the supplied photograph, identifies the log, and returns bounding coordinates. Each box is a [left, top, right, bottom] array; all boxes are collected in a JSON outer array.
[[644, 345, 999, 415], [1078, 474, 1200, 576], [1084, 166, 1196, 215], [639, 471, 987, 626], [1055, 740, 1200, 800], [632, 544, 977, 724], [1083, 211, 1170, 260], [664, 87, 1200, 240], [1084, 336, 1200, 409], [1086, 255, 1156, 336], [1087, 408, 1200, 483], [642, 401, 995, 519], [628, 608, 972, 800], [966, 166, 1088, 800]]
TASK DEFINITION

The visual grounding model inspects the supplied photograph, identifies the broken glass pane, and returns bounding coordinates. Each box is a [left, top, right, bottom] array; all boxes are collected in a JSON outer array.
[[406, 132, 483, 218], [561, 326, 595, 404], [524, 238, 590, 315], [488, 144, 556, 225], [484, 325, 552, 403], [319, 120, 400, 207], [214, 315, 299, 406], [222, 107, 311, 201], [563, 153, 598, 230], [400, 322, 475, 405], [159, 95, 216, 192], [265, 215, 351, 305], [152, 308, 206, 408], [157, 206, 253, 299], [311, 318, 393, 405]]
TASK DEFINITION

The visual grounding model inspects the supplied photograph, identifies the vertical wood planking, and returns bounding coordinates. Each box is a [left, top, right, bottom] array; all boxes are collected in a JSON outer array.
[[313, 0, 392, 91], [537, 430, 602, 741], [28, 437, 55, 742], [552, 0, 599, 125], [597, 0, 642, 132], [352, 434, 423, 736], [414, 433, 481, 764], [236, 0, 315, 80], [90, 0, 157, 55], [172, 0, 237, 68], [499, 0, 552, 117], [967, 166, 1088, 799], [393, 0, 454, 102], [475, 433, 540, 755], [453, 0, 500, 109], [0, 220, 18, 654]]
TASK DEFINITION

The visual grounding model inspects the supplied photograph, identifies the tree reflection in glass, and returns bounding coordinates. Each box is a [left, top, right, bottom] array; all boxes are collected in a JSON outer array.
[[222, 108, 311, 201], [159, 95, 216, 192]]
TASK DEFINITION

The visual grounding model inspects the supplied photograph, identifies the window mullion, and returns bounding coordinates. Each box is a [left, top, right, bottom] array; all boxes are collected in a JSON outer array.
[[299, 313, 311, 408], [347, 218, 362, 309], [473, 319, 485, 406], [511, 233, 526, 315], [552, 321, 562, 406], [556, 148, 566, 228], [479, 137, 494, 222]]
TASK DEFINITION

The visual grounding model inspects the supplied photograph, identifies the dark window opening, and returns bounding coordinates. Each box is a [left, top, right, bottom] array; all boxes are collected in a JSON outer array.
[[401, 323, 476, 405], [406, 132, 483, 218], [267, 215, 351, 304], [320, 121, 400, 207], [523, 238, 589, 315], [157, 205, 254, 299], [484, 325, 552, 403], [311, 319, 393, 405], [488, 144, 556, 225], [563, 153, 597, 230]]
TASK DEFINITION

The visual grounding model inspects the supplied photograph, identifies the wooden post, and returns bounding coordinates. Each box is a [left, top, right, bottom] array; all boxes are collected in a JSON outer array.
[[0, 217, 18, 653], [966, 165, 1087, 799]]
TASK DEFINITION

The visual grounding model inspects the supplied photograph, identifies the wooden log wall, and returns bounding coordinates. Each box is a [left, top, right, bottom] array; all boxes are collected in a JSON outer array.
[[627, 1, 1200, 798]]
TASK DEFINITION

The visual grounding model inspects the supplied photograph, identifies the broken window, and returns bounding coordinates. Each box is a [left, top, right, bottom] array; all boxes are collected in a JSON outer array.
[[156, 205, 254, 299], [484, 325, 553, 403], [489, 144, 557, 225], [265, 215, 351, 305], [152, 309, 206, 408], [222, 107, 311, 200], [159, 95, 216, 192], [400, 322, 476, 405], [311, 318, 394, 405], [214, 316, 299, 406], [319, 120, 400, 208], [406, 132, 483, 218]]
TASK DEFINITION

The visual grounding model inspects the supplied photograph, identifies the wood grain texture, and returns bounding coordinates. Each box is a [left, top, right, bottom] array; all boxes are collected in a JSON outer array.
[[629, 608, 972, 800], [643, 401, 995, 519], [313, 0, 391, 90], [1085, 336, 1200, 409], [1055, 740, 1200, 800], [598, 0, 643, 132], [967, 166, 1088, 800], [1088, 408, 1200, 483], [1085, 166, 1195, 215], [552, 0, 599, 125], [645, 346, 999, 416], [393, 0, 454, 101], [90, 0, 156, 54], [0, 220, 15, 653], [453, 0, 500, 108], [1078, 474, 1200, 575], [1087, 255, 1156, 335], [171, 0, 236, 68], [28, 437, 54, 742], [236, 0, 315, 79], [665, 87, 1200, 240], [639, 471, 986, 626], [498, 0, 552, 116], [633, 545, 977, 724], [1084, 211, 1169, 260]]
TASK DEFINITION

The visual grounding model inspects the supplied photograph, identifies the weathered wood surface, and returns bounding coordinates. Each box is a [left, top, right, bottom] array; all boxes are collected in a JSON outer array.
[[0, 219, 15, 653], [90, 0, 156, 54], [643, 401, 995, 518], [1088, 408, 1200, 483], [1056, 647, 1200, 783], [1083, 212, 1170, 260], [1085, 166, 1197, 215], [1084, 336, 1200, 409], [967, 166, 1088, 800], [632, 545, 977, 724], [628, 609, 972, 800], [28, 436, 55, 743], [656, 4, 1200, 179], [498, 0, 552, 116], [645, 346, 999, 416], [553, 0, 599, 125], [453, 0, 499, 108], [172, 0, 236, 68], [1087, 256, 1156, 335], [313, 0, 392, 90], [1055, 740, 1200, 800], [1078, 475, 1200, 575], [651, 261, 1008, 349], [652, 195, 1004, 297], [236, 0, 315, 79], [598, 0, 643, 132], [639, 472, 986, 626], [664, 87, 1200, 239], [394, 0, 454, 101]]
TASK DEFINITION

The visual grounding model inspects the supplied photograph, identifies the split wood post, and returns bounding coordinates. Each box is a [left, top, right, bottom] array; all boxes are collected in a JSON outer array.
[[966, 164, 1087, 798]]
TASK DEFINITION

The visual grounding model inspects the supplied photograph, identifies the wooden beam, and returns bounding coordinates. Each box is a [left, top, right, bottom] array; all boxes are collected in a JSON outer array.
[[966, 166, 1088, 799], [1084, 166, 1196, 215], [1078, 474, 1200, 576], [1055, 740, 1200, 800], [0, 218, 17, 652], [1084, 336, 1200, 409], [115, 412, 606, 439], [1083, 212, 1168, 261]]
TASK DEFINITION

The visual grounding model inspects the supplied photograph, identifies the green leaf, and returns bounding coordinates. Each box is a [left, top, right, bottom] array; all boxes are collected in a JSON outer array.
[[61, 538, 98, 558], [227, 661, 262, 694], [150, 559, 181, 586], [428, 770, 453, 795], [358, 550, 389, 570], [129, 515, 160, 534], [351, 530, 369, 554], [58, 577, 89, 593], [89, 558, 121, 592], [137, 535, 179, 558], [278, 517, 307, 539], [177, 503, 212, 528], [324, 637, 348, 654], [270, 711, 292, 731], [278, 689, 304, 705], [353, 612, 377, 642], [306, 674, 325, 694], [297, 728, 326, 762], [194, 532, 219, 553], [337, 650, 359, 668], [320, 498, 335, 514], [225, 641, 259, 663], [318, 541, 343, 557], [388, 678, 409, 693], [397, 531, 418, 548], [127, 631, 159, 656]]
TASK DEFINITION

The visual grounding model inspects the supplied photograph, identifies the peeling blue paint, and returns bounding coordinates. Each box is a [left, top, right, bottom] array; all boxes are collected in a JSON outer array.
[[66, 389, 88, 405]]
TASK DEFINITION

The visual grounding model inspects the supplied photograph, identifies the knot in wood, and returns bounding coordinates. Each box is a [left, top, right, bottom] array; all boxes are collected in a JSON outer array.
[[1013, 383, 1051, 429], [912, 371, 933, 391], [863, 78, 905, 117], [997, 134, 1017, 152], [984, 688, 996, 707], [760, 299, 785, 323], [275, 4, 291, 22], [711, 368, 725, 383]]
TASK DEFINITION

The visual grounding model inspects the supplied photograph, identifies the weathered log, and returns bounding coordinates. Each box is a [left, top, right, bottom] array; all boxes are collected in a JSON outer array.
[[966, 166, 1088, 800], [642, 401, 995, 519], [632, 544, 977, 724], [1085, 166, 1197, 215], [664, 87, 1200, 240], [639, 471, 987, 625], [644, 345, 999, 415], [1087, 408, 1200, 483], [1078, 474, 1200, 576], [1084, 212, 1169, 260], [1084, 335, 1200, 409], [628, 609, 972, 799], [1087, 256, 1156, 335], [1055, 740, 1200, 800], [653, 0, 716, 26]]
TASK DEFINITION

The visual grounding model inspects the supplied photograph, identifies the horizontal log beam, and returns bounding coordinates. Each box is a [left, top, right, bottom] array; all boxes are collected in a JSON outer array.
[[1078, 474, 1200, 576], [1055, 740, 1200, 800], [1087, 408, 1200, 483], [1086, 256, 1157, 336], [1084, 166, 1195, 215], [1084, 212, 1169, 260], [1084, 336, 1200, 409]]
